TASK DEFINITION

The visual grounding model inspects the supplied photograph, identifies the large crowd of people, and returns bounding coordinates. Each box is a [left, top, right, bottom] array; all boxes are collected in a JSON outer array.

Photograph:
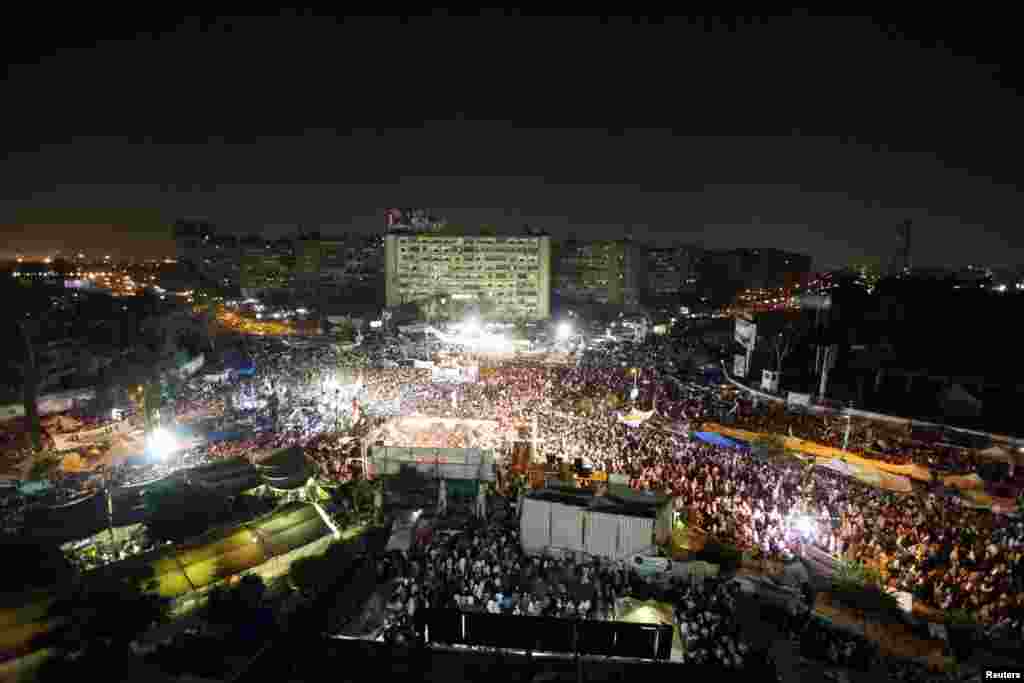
[[728, 401, 982, 474], [3, 325, 1021, 679], [377, 515, 759, 670]]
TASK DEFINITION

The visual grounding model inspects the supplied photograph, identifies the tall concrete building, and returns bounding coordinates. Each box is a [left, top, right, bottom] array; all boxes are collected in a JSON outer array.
[[646, 245, 702, 299], [291, 233, 383, 304], [239, 236, 292, 299], [553, 239, 643, 309], [384, 233, 551, 320]]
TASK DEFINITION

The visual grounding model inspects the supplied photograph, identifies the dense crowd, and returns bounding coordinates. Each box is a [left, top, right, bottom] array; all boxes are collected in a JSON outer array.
[[377, 516, 758, 669], [3, 326, 1021, 679], [730, 402, 981, 474]]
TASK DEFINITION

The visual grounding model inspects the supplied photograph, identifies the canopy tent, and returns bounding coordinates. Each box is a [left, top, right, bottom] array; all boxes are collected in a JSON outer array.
[[617, 408, 655, 428], [692, 431, 747, 449]]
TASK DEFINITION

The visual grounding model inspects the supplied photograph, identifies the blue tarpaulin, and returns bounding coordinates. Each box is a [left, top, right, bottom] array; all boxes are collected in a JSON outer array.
[[699, 366, 724, 386], [207, 430, 245, 443], [693, 432, 747, 449]]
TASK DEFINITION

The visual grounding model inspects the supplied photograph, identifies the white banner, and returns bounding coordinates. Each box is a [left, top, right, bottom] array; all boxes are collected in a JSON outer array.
[[787, 392, 812, 408], [519, 498, 551, 554], [617, 408, 655, 427], [550, 502, 585, 552], [733, 354, 747, 378], [797, 294, 832, 310], [618, 515, 654, 558], [36, 397, 75, 416], [585, 511, 620, 559], [735, 317, 757, 350]]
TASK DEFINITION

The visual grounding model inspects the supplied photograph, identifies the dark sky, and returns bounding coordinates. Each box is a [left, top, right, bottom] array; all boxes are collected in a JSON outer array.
[[1, 13, 1021, 270]]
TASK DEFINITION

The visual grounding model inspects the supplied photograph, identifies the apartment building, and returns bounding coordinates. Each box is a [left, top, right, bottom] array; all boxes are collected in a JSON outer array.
[[384, 233, 551, 320], [646, 245, 702, 299], [553, 239, 643, 309], [239, 236, 293, 300], [293, 234, 383, 301]]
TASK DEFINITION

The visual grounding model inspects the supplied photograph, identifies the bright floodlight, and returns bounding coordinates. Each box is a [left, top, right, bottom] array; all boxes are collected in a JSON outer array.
[[147, 427, 177, 459], [556, 321, 572, 340], [794, 515, 816, 539]]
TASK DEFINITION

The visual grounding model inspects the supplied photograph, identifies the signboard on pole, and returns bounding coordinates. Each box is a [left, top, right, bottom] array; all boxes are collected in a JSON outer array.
[[733, 354, 747, 378], [787, 392, 812, 408], [735, 316, 757, 350]]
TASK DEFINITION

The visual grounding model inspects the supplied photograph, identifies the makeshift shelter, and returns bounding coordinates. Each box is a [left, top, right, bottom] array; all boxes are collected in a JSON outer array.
[[257, 446, 315, 492], [617, 408, 655, 428], [693, 431, 747, 449], [520, 487, 672, 559]]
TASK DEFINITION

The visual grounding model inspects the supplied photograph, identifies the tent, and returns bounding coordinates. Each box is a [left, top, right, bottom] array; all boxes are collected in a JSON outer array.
[[693, 432, 747, 449], [617, 408, 655, 428]]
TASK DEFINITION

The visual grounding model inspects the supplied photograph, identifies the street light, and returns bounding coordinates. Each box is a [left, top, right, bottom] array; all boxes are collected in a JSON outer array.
[[556, 321, 572, 341], [147, 427, 177, 459], [793, 515, 816, 539]]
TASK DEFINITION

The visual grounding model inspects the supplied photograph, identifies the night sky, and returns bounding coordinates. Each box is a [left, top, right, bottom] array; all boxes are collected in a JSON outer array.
[[1, 13, 1021, 270]]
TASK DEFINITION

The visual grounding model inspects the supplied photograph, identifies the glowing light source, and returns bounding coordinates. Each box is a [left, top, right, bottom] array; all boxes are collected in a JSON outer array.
[[793, 515, 816, 539], [556, 321, 572, 340], [147, 427, 178, 459]]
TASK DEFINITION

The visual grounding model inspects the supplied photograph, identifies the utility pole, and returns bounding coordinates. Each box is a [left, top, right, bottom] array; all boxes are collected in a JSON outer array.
[[901, 219, 912, 273], [18, 321, 42, 452], [105, 471, 117, 550], [842, 402, 854, 452], [818, 345, 835, 399]]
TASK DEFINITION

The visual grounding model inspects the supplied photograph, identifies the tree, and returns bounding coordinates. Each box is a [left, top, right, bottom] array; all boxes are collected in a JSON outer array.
[[18, 320, 42, 452], [28, 451, 62, 481], [38, 568, 170, 677], [772, 318, 806, 375], [143, 380, 162, 432], [333, 318, 356, 343]]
